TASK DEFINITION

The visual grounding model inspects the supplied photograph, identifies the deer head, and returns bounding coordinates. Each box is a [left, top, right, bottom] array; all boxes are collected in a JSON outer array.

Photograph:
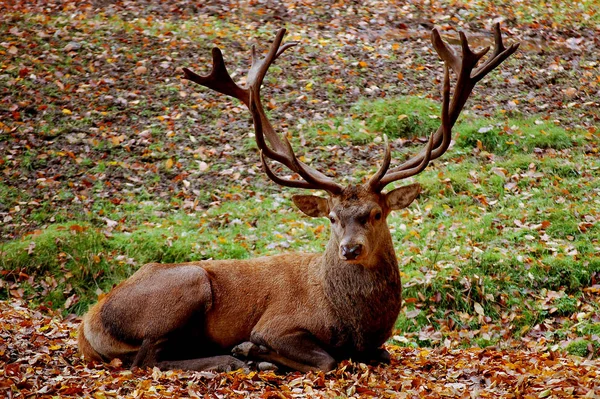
[[183, 26, 519, 267]]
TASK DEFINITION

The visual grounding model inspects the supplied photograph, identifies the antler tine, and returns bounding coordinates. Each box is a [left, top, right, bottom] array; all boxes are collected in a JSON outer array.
[[432, 64, 453, 158], [182, 49, 249, 106], [276, 42, 298, 59], [367, 135, 391, 190], [431, 29, 461, 75], [247, 29, 291, 94], [372, 24, 518, 190], [372, 64, 450, 190], [473, 23, 520, 81], [431, 30, 489, 77], [378, 123, 436, 189], [260, 151, 316, 189]]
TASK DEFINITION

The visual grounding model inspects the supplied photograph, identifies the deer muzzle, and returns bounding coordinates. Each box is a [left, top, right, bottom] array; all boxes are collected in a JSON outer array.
[[340, 243, 364, 261]]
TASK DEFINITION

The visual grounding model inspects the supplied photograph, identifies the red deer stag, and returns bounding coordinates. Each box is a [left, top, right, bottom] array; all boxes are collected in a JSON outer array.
[[79, 25, 518, 372]]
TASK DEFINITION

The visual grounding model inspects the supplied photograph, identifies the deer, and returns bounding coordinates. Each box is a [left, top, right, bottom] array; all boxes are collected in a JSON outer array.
[[78, 24, 518, 373]]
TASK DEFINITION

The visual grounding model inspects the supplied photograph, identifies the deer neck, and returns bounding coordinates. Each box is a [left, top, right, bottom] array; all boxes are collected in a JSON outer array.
[[319, 229, 402, 351]]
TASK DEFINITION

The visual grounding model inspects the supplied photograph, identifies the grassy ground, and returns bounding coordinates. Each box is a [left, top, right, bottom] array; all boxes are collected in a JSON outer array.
[[1, 0, 599, 361]]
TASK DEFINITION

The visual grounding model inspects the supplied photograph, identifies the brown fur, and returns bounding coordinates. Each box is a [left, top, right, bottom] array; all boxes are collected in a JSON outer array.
[[79, 184, 418, 372]]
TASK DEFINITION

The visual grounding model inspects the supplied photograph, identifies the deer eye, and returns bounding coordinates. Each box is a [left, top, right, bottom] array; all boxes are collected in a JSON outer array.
[[374, 212, 382, 221], [328, 215, 336, 224]]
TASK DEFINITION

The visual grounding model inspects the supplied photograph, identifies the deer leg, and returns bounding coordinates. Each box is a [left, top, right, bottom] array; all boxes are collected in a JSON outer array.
[[156, 356, 249, 372], [99, 264, 216, 368], [354, 347, 391, 365], [131, 338, 163, 368], [238, 331, 337, 372]]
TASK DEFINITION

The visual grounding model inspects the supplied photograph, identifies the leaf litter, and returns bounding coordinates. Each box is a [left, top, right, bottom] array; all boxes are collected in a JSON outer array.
[[1, 300, 599, 398]]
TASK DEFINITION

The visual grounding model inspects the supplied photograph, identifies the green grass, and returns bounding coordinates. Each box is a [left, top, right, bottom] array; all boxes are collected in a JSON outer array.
[[301, 96, 443, 146], [355, 96, 442, 139], [566, 339, 598, 357], [455, 117, 584, 154], [487, 0, 600, 27]]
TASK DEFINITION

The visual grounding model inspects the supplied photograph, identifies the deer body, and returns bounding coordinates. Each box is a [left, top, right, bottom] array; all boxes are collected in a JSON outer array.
[[80, 186, 404, 371], [79, 26, 518, 372]]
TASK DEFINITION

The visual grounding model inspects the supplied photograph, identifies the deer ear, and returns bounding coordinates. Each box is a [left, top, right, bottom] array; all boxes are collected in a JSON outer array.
[[386, 183, 421, 210], [292, 195, 330, 217]]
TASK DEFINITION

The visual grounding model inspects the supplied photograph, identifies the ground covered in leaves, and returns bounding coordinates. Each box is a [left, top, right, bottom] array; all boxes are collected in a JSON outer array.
[[2, 0, 600, 397], [2, 300, 599, 398]]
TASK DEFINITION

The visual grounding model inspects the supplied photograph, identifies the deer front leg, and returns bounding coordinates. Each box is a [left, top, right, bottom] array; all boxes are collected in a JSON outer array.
[[156, 356, 249, 372], [354, 346, 391, 365], [235, 330, 336, 372]]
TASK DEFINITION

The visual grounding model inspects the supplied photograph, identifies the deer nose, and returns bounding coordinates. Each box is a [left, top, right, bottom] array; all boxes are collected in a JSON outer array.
[[341, 244, 363, 260]]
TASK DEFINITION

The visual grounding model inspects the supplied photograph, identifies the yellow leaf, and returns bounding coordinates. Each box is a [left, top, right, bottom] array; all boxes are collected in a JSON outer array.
[[110, 135, 125, 146], [62, 108, 72, 115], [49, 345, 61, 351], [359, 61, 368, 68], [538, 389, 552, 398], [165, 159, 174, 169], [134, 65, 147, 75], [474, 302, 485, 316]]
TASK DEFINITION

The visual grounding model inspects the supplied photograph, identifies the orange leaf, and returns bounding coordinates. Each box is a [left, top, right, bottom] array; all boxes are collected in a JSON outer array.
[[70, 225, 85, 233], [541, 220, 551, 229]]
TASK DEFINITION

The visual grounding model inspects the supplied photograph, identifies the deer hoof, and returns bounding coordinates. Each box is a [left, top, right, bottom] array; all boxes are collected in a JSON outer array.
[[209, 356, 249, 373], [374, 348, 391, 364], [258, 361, 278, 372], [233, 341, 271, 359], [232, 341, 261, 358]]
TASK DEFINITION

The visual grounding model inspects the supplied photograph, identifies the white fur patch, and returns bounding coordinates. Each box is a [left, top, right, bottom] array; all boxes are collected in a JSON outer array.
[[83, 312, 138, 359]]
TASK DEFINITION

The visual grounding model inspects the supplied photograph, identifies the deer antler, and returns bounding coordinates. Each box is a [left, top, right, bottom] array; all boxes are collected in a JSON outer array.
[[370, 23, 519, 192], [183, 29, 343, 195]]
